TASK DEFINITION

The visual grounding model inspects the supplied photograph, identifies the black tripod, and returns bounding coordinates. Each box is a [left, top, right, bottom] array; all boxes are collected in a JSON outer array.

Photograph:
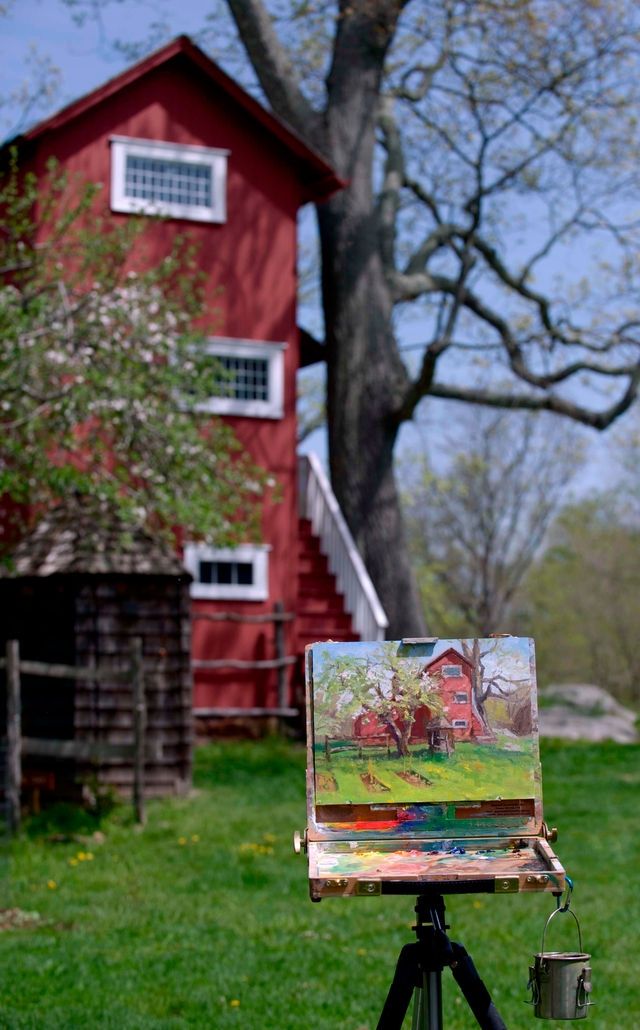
[[376, 895, 508, 1030]]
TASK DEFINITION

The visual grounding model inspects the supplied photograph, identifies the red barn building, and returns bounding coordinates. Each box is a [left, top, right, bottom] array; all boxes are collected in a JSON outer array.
[[353, 647, 483, 744], [415, 647, 484, 741], [5, 36, 387, 724]]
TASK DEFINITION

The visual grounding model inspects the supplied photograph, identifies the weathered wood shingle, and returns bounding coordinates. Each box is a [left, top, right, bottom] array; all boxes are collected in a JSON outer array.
[[1, 499, 187, 578]]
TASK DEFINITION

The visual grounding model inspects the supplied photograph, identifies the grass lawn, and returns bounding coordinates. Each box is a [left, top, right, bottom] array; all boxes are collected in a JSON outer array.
[[0, 737, 637, 1029], [314, 739, 535, 805]]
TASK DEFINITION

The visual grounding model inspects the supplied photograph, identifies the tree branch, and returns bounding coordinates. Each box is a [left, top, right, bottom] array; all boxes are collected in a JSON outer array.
[[426, 372, 640, 431], [378, 95, 404, 274], [224, 0, 324, 150]]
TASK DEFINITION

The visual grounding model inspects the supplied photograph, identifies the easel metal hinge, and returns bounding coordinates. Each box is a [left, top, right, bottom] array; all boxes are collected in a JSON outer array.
[[356, 879, 382, 896], [495, 876, 519, 893]]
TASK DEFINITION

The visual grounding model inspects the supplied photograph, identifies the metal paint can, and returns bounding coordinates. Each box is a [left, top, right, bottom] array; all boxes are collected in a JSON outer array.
[[526, 908, 593, 1019]]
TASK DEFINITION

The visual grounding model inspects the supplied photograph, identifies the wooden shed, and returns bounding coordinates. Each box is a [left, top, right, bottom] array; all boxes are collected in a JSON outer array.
[[426, 716, 456, 757], [0, 498, 192, 803]]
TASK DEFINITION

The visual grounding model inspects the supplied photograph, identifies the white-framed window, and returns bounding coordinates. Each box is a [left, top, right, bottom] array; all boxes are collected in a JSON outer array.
[[198, 338, 286, 419], [110, 136, 229, 223], [453, 692, 469, 704], [452, 719, 468, 728], [442, 664, 462, 677], [184, 543, 270, 601]]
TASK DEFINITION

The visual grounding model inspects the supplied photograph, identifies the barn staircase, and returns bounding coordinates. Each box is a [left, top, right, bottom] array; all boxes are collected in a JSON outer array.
[[296, 520, 355, 647], [296, 454, 388, 651]]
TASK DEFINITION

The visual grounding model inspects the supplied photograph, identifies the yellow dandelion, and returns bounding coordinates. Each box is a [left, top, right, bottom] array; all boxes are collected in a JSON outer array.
[[47, 880, 57, 890], [230, 1000, 240, 1007], [357, 948, 366, 955], [77, 852, 86, 861], [69, 858, 78, 866], [178, 837, 187, 845], [85, 853, 94, 860], [263, 833, 276, 843], [191, 834, 200, 842]]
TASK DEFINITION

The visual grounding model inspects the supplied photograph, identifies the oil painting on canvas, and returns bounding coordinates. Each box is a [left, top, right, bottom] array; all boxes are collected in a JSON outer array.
[[311, 638, 538, 806]]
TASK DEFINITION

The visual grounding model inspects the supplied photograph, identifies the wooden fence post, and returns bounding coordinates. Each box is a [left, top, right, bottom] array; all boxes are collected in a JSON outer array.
[[130, 637, 146, 825], [274, 601, 287, 712], [6, 640, 21, 835]]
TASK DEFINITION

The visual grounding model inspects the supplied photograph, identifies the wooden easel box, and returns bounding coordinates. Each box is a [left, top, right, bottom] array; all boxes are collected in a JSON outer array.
[[303, 639, 565, 901]]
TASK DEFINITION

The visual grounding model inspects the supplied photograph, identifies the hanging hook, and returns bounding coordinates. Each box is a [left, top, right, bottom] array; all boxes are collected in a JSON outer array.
[[556, 875, 574, 911]]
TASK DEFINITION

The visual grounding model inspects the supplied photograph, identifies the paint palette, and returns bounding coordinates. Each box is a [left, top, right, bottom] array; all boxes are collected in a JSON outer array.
[[302, 638, 566, 900]]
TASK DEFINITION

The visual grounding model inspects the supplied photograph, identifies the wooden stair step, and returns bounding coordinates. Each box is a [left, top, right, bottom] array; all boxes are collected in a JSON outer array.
[[297, 595, 345, 615]]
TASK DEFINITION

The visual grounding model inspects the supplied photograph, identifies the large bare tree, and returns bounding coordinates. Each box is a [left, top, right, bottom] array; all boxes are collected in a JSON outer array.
[[59, 0, 640, 635], [220, 0, 640, 636]]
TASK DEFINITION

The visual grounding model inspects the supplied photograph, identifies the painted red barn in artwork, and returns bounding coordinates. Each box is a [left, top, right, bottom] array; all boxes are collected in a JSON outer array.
[[354, 647, 483, 743], [5, 36, 388, 722]]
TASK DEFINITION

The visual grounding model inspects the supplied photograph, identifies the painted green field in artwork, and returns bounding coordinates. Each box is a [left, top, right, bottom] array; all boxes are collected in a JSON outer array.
[[314, 739, 536, 805]]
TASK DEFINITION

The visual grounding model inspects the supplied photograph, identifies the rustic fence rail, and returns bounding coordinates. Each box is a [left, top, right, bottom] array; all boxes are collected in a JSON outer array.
[[1, 637, 147, 833], [192, 601, 299, 719]]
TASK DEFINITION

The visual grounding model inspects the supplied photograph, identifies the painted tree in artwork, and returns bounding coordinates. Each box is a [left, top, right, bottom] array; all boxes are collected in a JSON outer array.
[[315, 643, 443, 757], [460, 639, 530, 737]]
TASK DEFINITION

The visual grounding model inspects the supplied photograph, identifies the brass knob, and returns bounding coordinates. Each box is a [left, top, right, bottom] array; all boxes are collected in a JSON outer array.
[[542, 822, 559, 844]]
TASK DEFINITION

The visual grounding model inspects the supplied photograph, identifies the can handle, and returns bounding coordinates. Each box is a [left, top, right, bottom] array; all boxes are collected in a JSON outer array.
[[541, 906, 584, 959]]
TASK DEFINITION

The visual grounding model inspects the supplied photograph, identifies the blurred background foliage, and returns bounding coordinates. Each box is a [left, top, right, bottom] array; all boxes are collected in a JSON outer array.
[[401, 407, 640, 703]]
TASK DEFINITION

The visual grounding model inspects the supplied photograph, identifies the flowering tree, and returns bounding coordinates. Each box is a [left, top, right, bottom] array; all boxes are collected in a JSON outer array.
[[315, 642, 443, 757], [0, 154, 269, 553]]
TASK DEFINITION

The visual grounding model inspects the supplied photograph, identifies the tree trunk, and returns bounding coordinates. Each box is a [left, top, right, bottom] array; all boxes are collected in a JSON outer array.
[[315, 1, 425, 638], [399, 723, 413, 758], [319, 197, 425, 637], [462, 639, 493, 737], [382, 717, 407, 757]]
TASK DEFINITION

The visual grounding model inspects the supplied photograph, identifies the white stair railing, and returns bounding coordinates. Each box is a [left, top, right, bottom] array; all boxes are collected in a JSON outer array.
[[298, 453, 388, 641]]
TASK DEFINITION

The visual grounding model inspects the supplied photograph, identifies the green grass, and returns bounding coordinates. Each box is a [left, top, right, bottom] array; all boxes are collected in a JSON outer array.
[[315, 739, 535, 805], [0, 737, 637, 1029]]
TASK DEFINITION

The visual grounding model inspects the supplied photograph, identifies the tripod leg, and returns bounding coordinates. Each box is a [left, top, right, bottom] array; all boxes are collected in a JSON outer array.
[[411, 983, 423, 1030], [376, 943, 421, 1030], [412, 970, 443, 1030], [450, 943, 508, 1030]]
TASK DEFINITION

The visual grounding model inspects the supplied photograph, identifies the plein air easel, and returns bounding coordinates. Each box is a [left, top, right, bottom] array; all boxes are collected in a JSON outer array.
[[377, 893, 506, 1030], [299, 638, 592, 1026]]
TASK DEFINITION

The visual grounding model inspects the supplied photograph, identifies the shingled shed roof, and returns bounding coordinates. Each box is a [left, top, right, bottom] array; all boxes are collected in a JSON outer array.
[[1, 499, 187, 578]]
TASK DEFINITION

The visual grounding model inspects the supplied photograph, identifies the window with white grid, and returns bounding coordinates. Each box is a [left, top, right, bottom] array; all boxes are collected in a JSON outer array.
[[197, 338, 286, 419], [218, 356, 270, 402], [110, 136, 228, 222], [125, 156, 212, 208]]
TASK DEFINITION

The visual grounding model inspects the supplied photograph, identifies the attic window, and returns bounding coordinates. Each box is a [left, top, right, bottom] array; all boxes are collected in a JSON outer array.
[[442, 665, 462, 677], [197, 338, 286, 419], [110, 136, 229, 223], [184, 544, 270, 600], [126, 156, 212, 208]]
